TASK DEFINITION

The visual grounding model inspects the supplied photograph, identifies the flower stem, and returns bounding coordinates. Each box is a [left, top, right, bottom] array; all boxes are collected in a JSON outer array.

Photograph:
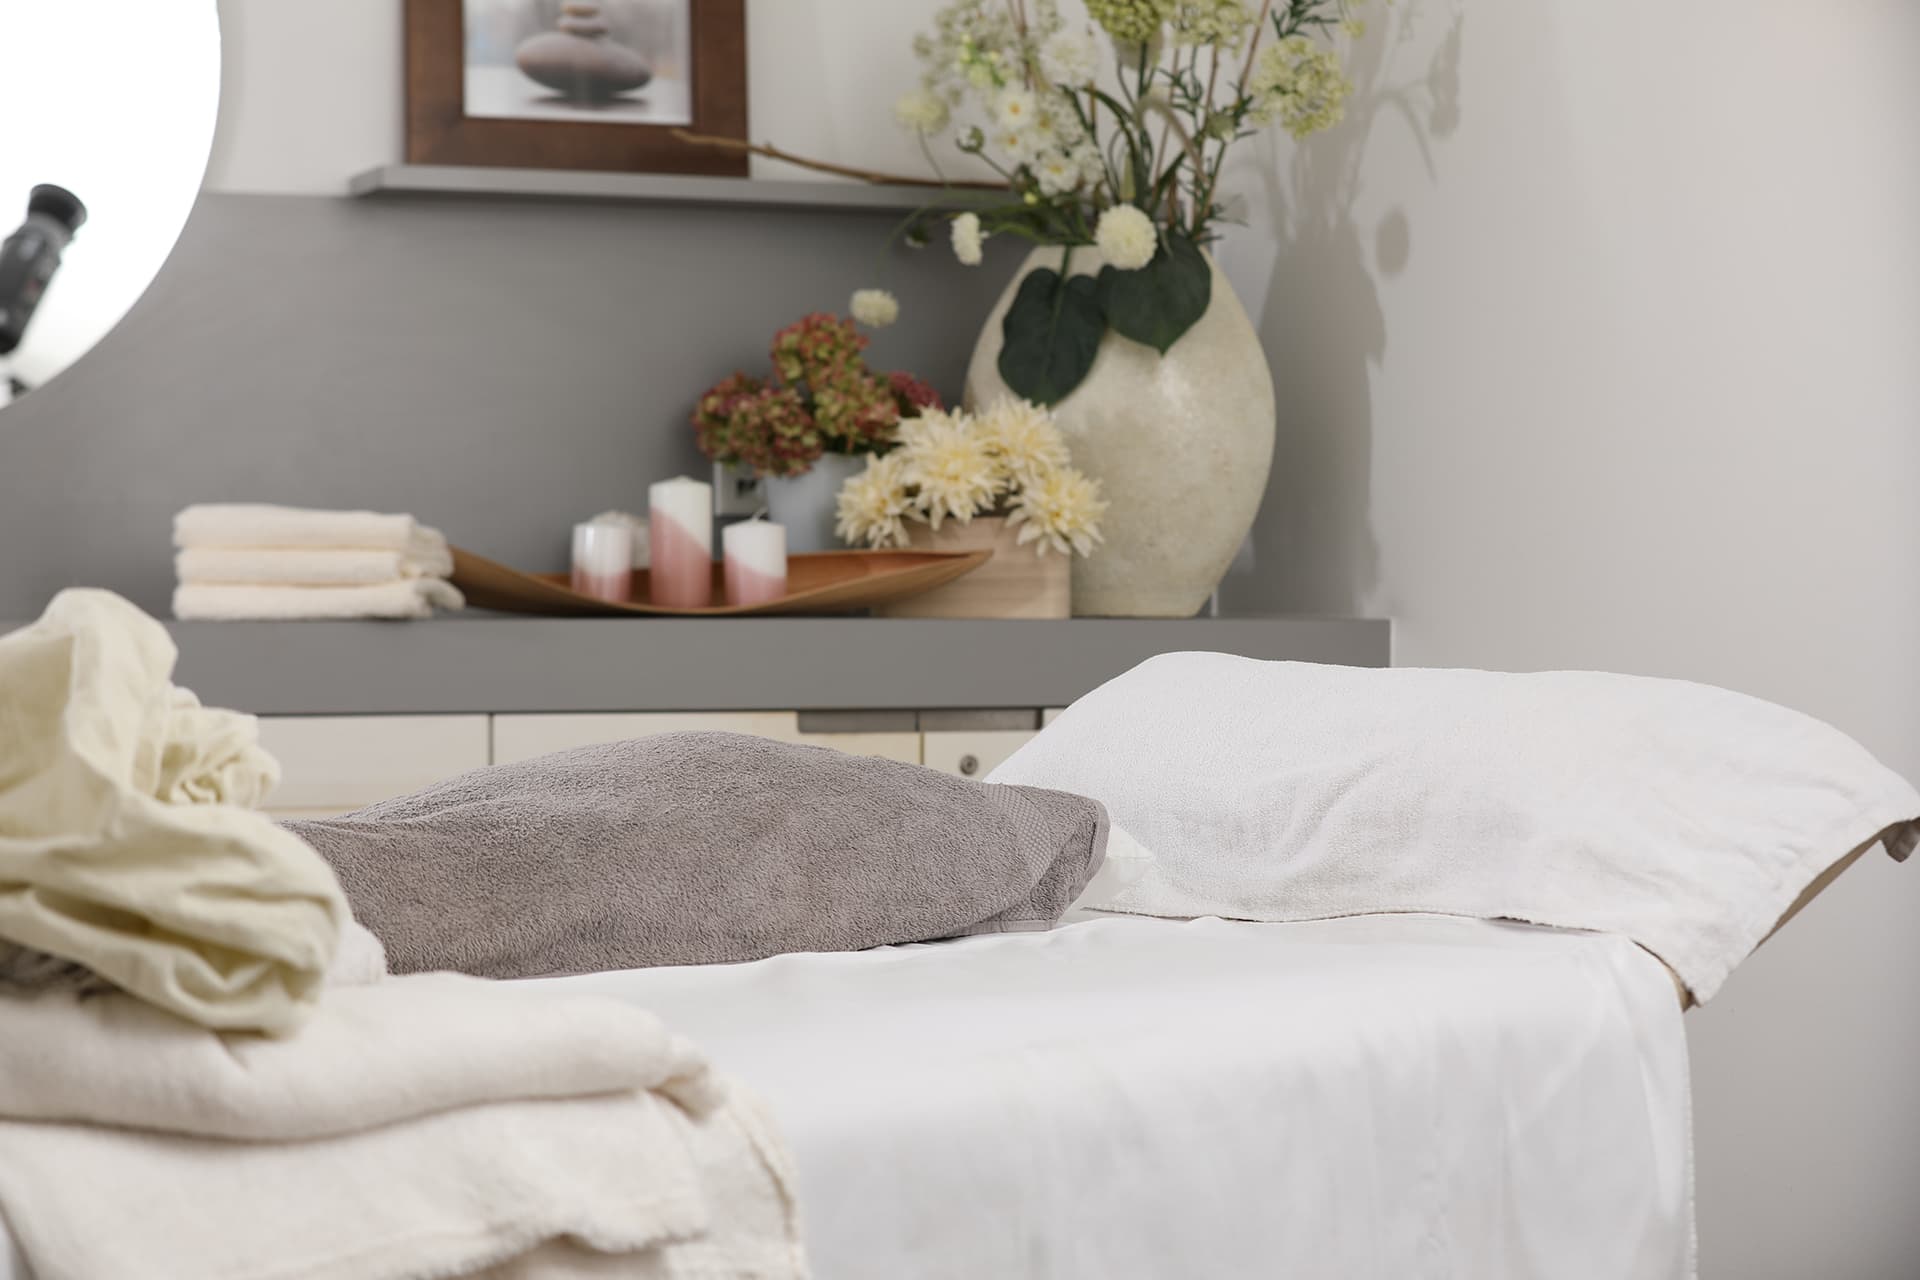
[[670, 129, 1007, 190]]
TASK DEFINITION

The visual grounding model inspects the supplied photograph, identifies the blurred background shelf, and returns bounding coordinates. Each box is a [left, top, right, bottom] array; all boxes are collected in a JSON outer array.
[[348, 164, 951, 214]]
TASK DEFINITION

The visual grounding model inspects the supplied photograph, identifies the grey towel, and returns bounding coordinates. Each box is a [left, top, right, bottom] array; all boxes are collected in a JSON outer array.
[[287, 732, 1109, 977]]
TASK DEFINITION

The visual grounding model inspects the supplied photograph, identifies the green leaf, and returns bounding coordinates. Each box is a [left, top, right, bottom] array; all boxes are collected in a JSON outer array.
[[1097, 231, 1212, 355], [997, 267, 1106, 406]]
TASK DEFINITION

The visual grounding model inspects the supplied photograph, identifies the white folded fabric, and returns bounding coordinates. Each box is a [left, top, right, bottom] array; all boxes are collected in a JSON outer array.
[[173, 503, 450, 561], [0, 589, 349, 1034], [177, 544, 455, 586], [173, 578, 465, 620], [0, 973, 804, 1280], [0, 971, 719, 1140], [0, 1088, 713, 1280]]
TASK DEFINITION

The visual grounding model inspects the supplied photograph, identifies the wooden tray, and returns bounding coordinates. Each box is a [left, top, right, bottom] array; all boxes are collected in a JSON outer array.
[[451, 545, 992, 617]]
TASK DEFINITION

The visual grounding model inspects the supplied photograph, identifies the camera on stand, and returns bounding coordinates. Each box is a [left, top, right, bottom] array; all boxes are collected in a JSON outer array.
[[0, 183, 88, 358]]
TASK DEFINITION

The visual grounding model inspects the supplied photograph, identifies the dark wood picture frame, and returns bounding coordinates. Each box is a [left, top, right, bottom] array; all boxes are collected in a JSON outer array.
[[404, 0, 747, 176]]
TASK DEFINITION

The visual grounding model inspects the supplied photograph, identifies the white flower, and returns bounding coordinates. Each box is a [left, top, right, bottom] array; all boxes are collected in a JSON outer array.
[[835, 452, 915, 549], [992, 87, 1040, 133], [899, 409, 1004, 529], [1169, 0, 1253, 49], [1008, 466, 1108, 557], [850, 288, 900, 328], [950, 211, 985, 266], [1095, 204, 1158, 270], [1039, 27, 1100, 89], [1033, 150, 1083, 197], [892, 87, 951, 135], [1071, 142, 1107, 188], [1247, 35, 1352, 138], [1032, 92, 1077, 144], [989, 124, 1043, 165], [976, 398, 1072, 488]]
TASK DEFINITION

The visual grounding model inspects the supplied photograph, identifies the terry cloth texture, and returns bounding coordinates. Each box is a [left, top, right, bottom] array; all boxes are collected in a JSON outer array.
[[293, 731, 1110, 977]]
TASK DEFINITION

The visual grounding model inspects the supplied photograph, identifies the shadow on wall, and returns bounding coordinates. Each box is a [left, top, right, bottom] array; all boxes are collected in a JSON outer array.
[[1220, 4, 1462, 619]]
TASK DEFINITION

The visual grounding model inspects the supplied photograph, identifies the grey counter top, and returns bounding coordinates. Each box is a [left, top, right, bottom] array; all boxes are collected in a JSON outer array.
[[131, 614, 1390, 716]]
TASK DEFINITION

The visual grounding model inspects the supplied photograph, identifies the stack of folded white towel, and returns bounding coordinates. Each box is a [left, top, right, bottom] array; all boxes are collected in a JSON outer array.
[[0, 590, 807, 1280], [172, 503, 465, 620]]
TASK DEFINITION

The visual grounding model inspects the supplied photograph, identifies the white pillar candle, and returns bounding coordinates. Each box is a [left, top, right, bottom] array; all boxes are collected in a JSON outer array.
[[722, 518, 787, 608], [648, 475, 714, 608], [570, 521, 632, 603]]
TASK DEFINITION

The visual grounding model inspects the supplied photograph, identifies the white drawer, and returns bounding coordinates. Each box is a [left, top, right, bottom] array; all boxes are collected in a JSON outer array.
[[257, 715, 490, 817], [491, 712, 923, 767], [922, 730, 1037, 780]]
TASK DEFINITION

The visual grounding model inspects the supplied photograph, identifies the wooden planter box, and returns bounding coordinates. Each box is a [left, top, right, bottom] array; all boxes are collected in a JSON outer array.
[[874, 516, 1069, 620]]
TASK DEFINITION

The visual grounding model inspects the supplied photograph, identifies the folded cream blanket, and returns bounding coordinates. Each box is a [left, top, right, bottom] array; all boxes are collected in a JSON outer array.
[[0, 970, 717, 1139], [174, 503, 451, 560], [173, 578, 466, 621], [0, 1093, 712, 1280], [177, 545, 457, 585], [0, 975, 804, 1280], [0, 589, 348, 1033]]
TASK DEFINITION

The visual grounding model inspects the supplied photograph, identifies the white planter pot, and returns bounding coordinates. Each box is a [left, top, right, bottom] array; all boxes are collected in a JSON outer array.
[[763, 452, 866, 553], [964, 246, 1276, 617]]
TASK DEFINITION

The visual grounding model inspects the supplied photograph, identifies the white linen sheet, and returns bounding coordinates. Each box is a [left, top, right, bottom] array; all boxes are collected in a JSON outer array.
[[535, 914, 1695, 1280], [0, 914, 1692, 1280]]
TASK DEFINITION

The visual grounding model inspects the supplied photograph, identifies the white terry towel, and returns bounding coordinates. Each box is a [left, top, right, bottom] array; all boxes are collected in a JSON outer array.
[[0, 975, 806, 1280], [177, 544, 456, 586], [173, 578, 465, 620], [174, 503, 451, 561]]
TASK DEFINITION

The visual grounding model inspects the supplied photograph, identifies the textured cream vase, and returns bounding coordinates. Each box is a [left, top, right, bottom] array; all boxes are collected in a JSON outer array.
[[964, 246, 1276, 617]]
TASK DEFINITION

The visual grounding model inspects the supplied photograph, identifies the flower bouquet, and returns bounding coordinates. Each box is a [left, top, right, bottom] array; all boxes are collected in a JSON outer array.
[[891, 0, 1365, 404], [839, 398, 1106, 619], [692, 309, 940, 479], [692, 308, 942, 550]]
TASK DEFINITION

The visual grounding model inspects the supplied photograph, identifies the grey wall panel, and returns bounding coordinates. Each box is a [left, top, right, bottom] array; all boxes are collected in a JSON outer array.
[[0, 191, 1012, 618]]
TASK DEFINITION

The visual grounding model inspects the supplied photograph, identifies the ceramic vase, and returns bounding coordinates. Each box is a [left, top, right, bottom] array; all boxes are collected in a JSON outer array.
[[963, 246, 1276, 617], [874, 516, 1069, 620], [764, 452, 866, 553]]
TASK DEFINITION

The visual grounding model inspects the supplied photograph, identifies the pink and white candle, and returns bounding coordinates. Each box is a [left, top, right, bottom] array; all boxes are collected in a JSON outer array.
[[570, 520, 632, 603], [723, 517, 787, 607], [648, 476, 714, 608]]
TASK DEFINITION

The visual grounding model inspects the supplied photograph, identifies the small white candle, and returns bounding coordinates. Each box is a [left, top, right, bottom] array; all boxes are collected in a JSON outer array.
[[723, 518, 787, 607], [570, 521, 632, 603], [648, 476, 714, 608]]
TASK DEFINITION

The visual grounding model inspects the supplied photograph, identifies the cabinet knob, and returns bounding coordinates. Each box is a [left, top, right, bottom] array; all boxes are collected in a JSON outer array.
[[958, 753, 981, 776]]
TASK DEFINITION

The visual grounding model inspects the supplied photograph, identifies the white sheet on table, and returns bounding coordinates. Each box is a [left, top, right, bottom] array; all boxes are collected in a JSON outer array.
[[0, 915, 1691, 1280], [524, 914, 1696, 1280]]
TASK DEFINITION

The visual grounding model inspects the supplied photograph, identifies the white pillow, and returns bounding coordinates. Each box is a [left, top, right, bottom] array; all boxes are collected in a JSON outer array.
[[988, 653, 1920, 1002]]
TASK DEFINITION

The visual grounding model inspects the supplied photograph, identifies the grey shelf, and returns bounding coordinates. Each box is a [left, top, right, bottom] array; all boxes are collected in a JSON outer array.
[[348, 164, 954, 214], [148, 615, 1391, 716]]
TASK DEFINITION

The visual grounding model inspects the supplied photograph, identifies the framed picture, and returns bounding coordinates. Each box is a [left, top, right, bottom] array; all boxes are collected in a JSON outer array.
[[405, 0, 747, 176]]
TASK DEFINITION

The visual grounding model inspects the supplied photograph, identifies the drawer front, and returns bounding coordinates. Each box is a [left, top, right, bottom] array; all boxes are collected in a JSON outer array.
[[257, 715, 491, 817], [491, 712, 923, 767], [922, 730, 1037, 780]]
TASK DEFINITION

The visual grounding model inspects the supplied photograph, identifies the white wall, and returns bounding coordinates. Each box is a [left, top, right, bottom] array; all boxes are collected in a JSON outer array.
[[1217, 3, 1920, 1274], [206, 2, 1920, 1273]]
